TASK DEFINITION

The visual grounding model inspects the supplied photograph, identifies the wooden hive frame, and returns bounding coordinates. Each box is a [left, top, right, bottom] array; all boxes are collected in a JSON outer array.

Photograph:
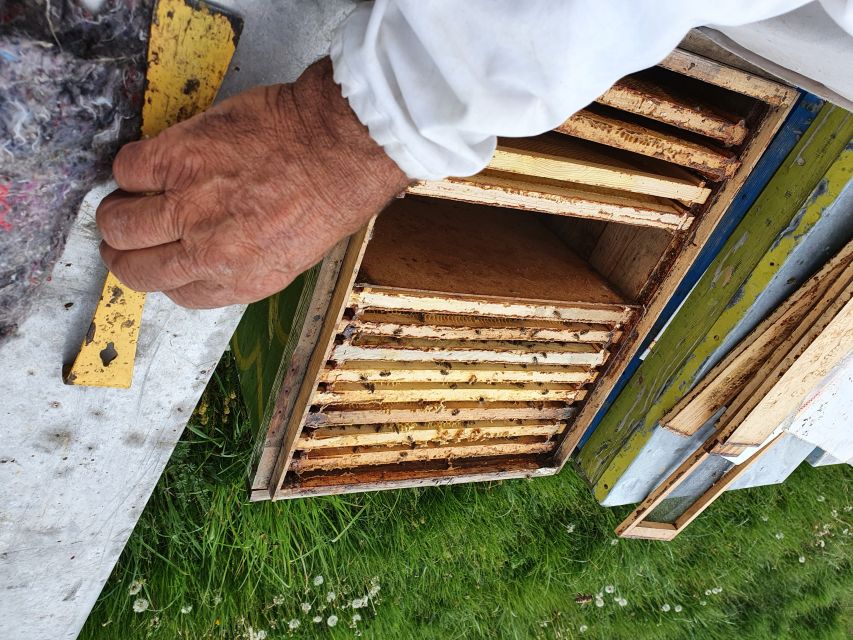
[[241, 46, 800, 501]]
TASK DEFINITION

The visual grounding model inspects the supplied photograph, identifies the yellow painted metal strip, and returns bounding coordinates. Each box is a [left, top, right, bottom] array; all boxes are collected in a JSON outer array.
[[65, 0, 239, 388]]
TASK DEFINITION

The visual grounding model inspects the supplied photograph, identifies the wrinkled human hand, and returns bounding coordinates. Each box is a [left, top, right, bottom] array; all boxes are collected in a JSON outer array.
[[96, 58, 410, 309]]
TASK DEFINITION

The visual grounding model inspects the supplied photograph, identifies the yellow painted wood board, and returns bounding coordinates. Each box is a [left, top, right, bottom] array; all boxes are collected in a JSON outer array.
[[64, 0, 239, 388]]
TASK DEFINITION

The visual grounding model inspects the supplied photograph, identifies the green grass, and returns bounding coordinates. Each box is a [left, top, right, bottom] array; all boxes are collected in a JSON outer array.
[[81, 354, 852, 640]]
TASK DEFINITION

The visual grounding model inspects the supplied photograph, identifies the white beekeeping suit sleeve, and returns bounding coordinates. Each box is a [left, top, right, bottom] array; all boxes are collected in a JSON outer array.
[[330, 0, 851, 180]]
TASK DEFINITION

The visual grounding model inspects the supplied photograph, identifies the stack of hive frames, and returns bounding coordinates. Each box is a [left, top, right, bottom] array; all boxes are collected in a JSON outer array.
[[247, 45, 799, 500], [288, 199, 637, 481]]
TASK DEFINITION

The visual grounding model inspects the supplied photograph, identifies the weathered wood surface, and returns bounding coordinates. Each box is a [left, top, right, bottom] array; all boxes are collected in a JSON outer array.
[[338, 318, 620, 344], [297, 420, 567, 449], [556, 108, 740, 180], [489, 135, 711, 203], [313, 384, 586, 405], [662, 242, 853, 436], [712, 285, 853, 456], [659, 49, 797, 106], [598, 76, 748, 146], [409, 171, 693, 230], [351, 286, 634, 325], [305, 402, 577, 427], [573, 104, 849, 501], [320, 362, 598, 385]]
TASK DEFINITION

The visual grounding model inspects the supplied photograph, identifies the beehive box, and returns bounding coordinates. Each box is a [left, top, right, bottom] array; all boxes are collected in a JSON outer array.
[[233, 46, 799, 500]]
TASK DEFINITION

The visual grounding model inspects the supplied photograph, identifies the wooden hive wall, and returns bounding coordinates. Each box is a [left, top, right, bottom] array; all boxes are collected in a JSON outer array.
[[248, 47, 799, 500]]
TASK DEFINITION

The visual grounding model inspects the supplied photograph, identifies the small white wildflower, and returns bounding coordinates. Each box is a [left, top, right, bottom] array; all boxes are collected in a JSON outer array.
[[700, 600, 707, 606], [352, 613, 362, 624], [817, 539, 826, 548], [674, 605, 682, 613], [313, 615, 323, 623], [616, 597, 628, 607], [579, 624, 588, 633], [817, 495, 825, 502], [132, 598, 149, 613], [368, 583, 381, 598], [704, 589, 712, 596], [180, 605, 192, 614], [351, 596, 368, 609], [799, 556, 806, 564], [539, 621, 549, 628], [604, 585, 615, 594], [565, 523, 576, 534], [128, 580, 144, 596], [713, 587, 722, 594], [661, 604, 671, 612], [843, 528, 850, 535], [844, 506, 852, 512], [326, 591, 336, 602], [213, 594, 223, 605], [248, 629, 267, 640], [595, 597, 604, 608], [775, 532, 785, 540], [327, 614, 339, 627], [272, 595, 285, 606], [831, 509, 838, 517], [760, 515, 769, 522], [301, 602, 311, 613], [288, 619, 300, 631], [610, 538, 619, 546], [313, 575, 324, 587]]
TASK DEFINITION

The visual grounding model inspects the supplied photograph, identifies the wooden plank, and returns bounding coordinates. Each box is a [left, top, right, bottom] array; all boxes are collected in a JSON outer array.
[[290, 439, 557, 472], [620, 521, 678, 541], [361, 198, 630, 305], [350, 309, 615, 331], [351, 286, 634, 325], [556, 108, 740, 180], [409, 171, 693, 230], [297, 420, 567, 449], [713, 289, 853, 456], [662, 243, 853, 436], [263, 457, 555, 500], [330, 342, 607, 367], [320, 362, 598, 385], [338, 318, 619, 344], [598, 75, 748, 145], [313, 385, 586, 405], [659, 49, 796, 107], [489, 135, 711, 203], [569, 102, 846, 501], [673, 434, 785, 531], [305, 403, 576, 427], [266, 223, 375, 499]]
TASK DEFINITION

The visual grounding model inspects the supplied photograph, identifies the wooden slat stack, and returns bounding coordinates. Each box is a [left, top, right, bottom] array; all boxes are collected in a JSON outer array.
[[662, 239, 853, 455], [286, 199, 637, 483]]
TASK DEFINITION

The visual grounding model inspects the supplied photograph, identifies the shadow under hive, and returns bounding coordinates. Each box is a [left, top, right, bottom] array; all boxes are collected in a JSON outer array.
[[235, 46, 801, 500]]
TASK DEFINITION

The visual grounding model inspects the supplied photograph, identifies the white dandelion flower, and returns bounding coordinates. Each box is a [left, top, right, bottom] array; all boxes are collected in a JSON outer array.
[[604, 585, 615, 594], [301, 602, 311, 613], [610, 538, 619, 546], [248, 629, 267, 640], [674, 605, 682, 613], [817, 539, 826, 548], [313, 616, 323, 624], [180, 605, 192, 614], [579, 624, 588, 633], [616, 597, 627, 607], [712, 587, 722, 594], [132, 598, 149, 613], [351, 596, 368, 609], [799, 556, 806, 564], [327, 614, 338, 627], [352, 613, 362, 624], [817, 495, 825, 502], [326, 591, 336, 602], [288, 619, 300, 630], [704, 589, 712, 596], [831, 509, 838, 517], [595, 598, 604, 608], [313, 575, 324, 587], [368, 583, 381, 598], [565, 523, 575, 534], [700, 600, 707, 606], [128, 580, 144, 596], [775, 532, 784, 540], [661, 604, 671, 612]]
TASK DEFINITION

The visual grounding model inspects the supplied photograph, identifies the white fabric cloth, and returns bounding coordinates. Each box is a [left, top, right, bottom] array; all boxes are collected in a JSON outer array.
[[330, 0, 853, 180]]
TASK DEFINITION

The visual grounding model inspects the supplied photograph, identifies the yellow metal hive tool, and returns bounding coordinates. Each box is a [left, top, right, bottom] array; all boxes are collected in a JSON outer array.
[[64, 0, 241, 388]]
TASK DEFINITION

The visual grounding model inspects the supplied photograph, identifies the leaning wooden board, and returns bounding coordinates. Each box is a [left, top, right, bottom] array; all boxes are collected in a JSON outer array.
[[235, 46, 801, 500]]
